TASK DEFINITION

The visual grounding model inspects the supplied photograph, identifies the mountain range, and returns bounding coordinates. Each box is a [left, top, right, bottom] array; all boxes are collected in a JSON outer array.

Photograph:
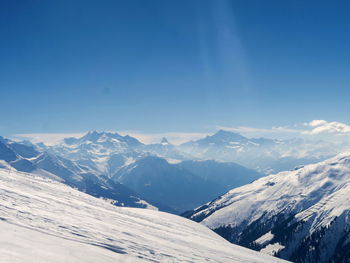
[[5, 129, 347, 214], [39, 131, 266, 212], [33, 129, 346, 174]]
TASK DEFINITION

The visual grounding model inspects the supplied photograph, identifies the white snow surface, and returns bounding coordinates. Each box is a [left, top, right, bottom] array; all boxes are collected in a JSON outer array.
[[255, 231, 274, 246], [0, 169, 287, 263], [260, 243, 285, 256]]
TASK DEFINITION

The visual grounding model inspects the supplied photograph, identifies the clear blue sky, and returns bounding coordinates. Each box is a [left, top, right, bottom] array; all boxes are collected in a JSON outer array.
[[1, 0, 350, 135]]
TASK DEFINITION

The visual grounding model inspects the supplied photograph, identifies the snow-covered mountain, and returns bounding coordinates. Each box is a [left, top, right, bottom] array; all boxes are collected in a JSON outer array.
[[144, 137, 190, 161], [179, 130, 341, 173], [0, 168, 288, 263], [0, 137, 38, 172], [17, 130, 349, 175], [41, 131, 147, 175], [0, 136, 167, 211], [185, 153, 350, 263], [45, 132, 192, 175]]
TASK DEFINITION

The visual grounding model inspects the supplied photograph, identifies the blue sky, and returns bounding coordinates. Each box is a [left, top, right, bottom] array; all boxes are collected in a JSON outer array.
[[1, 0, 350, 137]]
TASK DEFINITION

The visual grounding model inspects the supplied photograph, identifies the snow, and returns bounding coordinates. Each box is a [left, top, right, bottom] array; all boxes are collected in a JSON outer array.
[[0, 160, 12, 169], [165, 158, 182, 164], [248, 141, 260, 146], [123, 156, 136, 166], [32, 168, 64, 182], [255, 231, 274, 246], [0, 221, 133, 263], [0, 168, 287, 263], [260, 243, 285, 256], [134, 199, 159, 211], [255, 233, 284, 257]]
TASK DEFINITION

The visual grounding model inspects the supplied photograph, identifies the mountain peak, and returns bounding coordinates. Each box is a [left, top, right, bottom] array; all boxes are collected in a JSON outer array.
[[211, 130, 247, 142], [77, 130, 122, 143], [63, 130, 143, 149], [160, 137, 170, 145]]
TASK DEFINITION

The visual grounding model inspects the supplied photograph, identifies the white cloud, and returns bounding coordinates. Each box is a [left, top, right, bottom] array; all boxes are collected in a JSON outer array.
[[303, 120, 350, 135], [308, 120, 328, 127]]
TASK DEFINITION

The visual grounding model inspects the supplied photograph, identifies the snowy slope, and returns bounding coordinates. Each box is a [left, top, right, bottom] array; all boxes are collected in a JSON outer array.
[[0, 221, 132, 263], [0, 168, 287, 263], [186, 153, 350, 262]]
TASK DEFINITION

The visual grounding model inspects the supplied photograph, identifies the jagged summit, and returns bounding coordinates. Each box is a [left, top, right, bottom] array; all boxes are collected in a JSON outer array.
[[69, 130, 122, 143], [62, 130, 143, 148]]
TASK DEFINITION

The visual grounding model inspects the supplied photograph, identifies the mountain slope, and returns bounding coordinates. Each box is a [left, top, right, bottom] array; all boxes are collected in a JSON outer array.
[[185, 153, 350, 263], [113, 156, 225, 213], [0, 168, 288, 263], [175, 160, 263, 190]]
